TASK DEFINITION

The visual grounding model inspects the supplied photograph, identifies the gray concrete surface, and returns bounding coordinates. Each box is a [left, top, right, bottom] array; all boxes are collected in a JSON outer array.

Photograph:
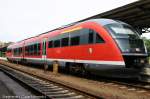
[[0, 79, 14, 98], [0, 71, 40, 99]]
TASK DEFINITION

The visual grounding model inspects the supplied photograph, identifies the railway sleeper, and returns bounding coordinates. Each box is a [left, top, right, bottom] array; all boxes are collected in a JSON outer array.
[[41, 88, 64, 92], [30, 83, 54, 87], [47, 92, 76, 98], [53, 95, 85, 99], [44, 90, 69, 94], [37, 85, 59, 89], [0, 65, 94, 99]]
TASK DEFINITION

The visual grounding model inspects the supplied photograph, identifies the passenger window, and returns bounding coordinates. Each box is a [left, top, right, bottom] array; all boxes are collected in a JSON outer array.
[[37, 43, 41, 55], [48, 41, 53, 48], [88, 29, 94, 44], [62, 37, 69, 47], [70, 36, 80, 46], [70, 30, 80, 46], [80, 29, 89, 45], [34, 44, 37, 55], [54, 40, 60, 47], [38, 43, 41, 50]]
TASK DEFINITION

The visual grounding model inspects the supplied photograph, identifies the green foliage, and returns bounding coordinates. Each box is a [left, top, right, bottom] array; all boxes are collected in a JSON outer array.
[[0, 51, 5, 57], [143, 37, 150, 52]]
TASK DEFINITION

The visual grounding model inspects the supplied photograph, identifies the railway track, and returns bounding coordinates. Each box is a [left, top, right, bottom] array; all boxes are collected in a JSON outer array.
[[100, 78, 150, 93], [0, 60, 150, 98], [0, 65, 96, 99]]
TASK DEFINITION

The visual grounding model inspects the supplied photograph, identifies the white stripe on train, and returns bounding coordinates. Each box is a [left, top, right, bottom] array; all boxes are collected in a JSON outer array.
[[10, 57, 125, 66]]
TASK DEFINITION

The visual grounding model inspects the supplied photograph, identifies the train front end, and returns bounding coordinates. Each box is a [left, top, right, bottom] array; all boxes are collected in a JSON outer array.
[[103, 20, 150, 82], [104, 21, 148, 68]]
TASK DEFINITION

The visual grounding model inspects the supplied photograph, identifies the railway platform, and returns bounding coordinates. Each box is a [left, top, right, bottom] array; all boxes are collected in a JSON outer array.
[[0, 57, 7, 61], [0, 68, 36, 99], [0, 59, 150, 99], [0, 72, 14, 98]]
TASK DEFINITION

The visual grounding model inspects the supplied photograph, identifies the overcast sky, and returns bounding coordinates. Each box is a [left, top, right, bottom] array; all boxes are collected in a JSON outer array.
[[1, 0, 149, 42]]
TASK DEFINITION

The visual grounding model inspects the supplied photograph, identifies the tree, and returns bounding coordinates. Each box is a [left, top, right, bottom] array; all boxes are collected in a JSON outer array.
[[143, 37, 150, 53]]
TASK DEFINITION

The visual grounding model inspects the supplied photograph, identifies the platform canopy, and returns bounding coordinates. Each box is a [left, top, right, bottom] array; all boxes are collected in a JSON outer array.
[[79, 0, 150, 33]]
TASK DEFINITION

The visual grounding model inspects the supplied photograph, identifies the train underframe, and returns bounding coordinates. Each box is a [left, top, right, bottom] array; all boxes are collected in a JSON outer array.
[[6, 53, 150, 82]]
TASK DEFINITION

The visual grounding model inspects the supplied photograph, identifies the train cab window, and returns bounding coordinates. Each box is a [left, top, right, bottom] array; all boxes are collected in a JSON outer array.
[[96, 33, 104, 43], [62, 37, 69, 47], [54, 39, 60, 47], [88, 29, 104, 44], [48, 41, 53, 48]]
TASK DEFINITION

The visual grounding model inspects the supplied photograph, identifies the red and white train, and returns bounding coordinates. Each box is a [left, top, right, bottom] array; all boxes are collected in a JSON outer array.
[[6, 19, 148, 77]]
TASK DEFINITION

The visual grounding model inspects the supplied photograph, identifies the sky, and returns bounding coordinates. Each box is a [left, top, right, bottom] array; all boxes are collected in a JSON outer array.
[[1, 0, 149, 42]]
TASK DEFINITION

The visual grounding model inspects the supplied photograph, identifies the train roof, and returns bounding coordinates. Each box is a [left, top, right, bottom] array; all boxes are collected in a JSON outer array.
[[9, 18, 127, 48]]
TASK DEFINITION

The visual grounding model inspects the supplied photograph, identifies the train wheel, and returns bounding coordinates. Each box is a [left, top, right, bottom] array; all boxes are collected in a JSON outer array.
[[80, 66, 86, 77]]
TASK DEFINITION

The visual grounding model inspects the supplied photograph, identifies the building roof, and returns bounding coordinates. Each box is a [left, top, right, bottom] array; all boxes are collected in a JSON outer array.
[[79, 0, 150, 31]]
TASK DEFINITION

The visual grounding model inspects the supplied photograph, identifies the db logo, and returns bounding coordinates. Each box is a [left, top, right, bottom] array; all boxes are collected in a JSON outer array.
[[89, 48, 93, 54]]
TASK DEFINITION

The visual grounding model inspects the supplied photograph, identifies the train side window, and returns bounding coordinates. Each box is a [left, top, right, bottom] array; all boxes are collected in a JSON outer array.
[[34, 44, 37, 55], [27, 46, 29, 55], [80, 29, 89, 45], [25, 46, 27, 55], [88, 29, 104, 44], [62, 37, 69, 47], [48, 41, 53, 48], [88, 29, 94, 44], [19, 47, 22, 55], [30, 45, 32, 55], [96, 33, 104, 43], [38, 43, 41, 50], [70, 30, 80, 46], [70, 36, 80, 46], [29, 45, 32, 55], [54, 39, 60, 47], [30, 45, 33, 55], [61, 33, 69, 47], [37, 43, 41, 55]]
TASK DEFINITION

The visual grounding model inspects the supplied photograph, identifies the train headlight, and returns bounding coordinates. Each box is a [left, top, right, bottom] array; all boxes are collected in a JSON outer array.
[[140, 59, 145, 64], [135, 48, 140, 52]]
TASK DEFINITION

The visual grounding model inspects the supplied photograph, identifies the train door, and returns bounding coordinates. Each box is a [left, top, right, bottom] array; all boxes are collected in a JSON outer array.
[[42, 38, 47, 64]]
